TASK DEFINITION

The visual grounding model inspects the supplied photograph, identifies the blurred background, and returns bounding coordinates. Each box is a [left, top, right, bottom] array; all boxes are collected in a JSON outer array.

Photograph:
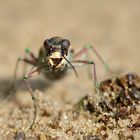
[[0, 0, 140, 104]]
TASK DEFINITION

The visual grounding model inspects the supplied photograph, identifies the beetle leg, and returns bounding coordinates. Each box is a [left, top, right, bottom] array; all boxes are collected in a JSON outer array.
[[22, 48, 37, 77], [13, 58, 36, 89], [71, 60, 100, 94], [25, 48, 37, 62], [5, 57, 37, 99], [73, 44, 112, 74], [23, 67, 41, 129]]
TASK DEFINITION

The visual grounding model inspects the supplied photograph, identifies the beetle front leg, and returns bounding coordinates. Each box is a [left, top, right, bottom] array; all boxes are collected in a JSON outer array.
[[23, 67, 41, 129], [22, 48, 38, 78], [13, 58, 36, 88], [5, 57, 37, 99]]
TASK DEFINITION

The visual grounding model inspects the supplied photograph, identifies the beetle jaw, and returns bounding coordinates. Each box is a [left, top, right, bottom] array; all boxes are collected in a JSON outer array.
[[48, 52, 66, 70]]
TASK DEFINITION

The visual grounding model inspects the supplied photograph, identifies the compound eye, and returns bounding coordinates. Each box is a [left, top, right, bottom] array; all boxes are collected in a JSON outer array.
[[43, 39, 51, 48], [43, 39, 52, 56], [62, 39, 70, 48]]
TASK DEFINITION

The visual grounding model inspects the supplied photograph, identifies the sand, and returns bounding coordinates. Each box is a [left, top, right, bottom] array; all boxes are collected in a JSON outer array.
[[0, 0, 140, 139]]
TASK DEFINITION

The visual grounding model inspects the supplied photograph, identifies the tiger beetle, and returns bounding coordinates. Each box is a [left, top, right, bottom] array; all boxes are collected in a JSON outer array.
[[11, 36, 111, 129]]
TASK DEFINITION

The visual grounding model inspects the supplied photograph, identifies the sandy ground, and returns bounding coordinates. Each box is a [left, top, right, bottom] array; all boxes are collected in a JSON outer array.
[[0, 0, 140, 139]]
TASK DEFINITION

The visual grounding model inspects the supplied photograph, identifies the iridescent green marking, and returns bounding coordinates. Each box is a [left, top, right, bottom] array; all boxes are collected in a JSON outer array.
[[95, 82, 100, 88], [88, 60, 94, 64], [23, 76, 28, 80], [104, 63, 109, 71], [25, 48, 31, 53], [84, 44, 92, 49], [18, 57, 22, 61]]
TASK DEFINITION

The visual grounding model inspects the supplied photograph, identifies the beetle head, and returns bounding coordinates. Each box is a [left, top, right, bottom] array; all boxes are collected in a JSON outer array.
[[43, 37, 70, 70]]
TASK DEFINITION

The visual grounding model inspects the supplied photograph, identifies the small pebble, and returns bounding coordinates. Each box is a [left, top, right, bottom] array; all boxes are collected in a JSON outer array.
[[26, 137, 39, 140], [39, 134, 46, 140], [83, 135, 100, 140], [15, 132, 25, 140]]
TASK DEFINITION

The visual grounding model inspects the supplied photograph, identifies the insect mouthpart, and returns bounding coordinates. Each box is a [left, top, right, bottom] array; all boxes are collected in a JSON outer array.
[[48, 51, 65, 70], [50, 58, 63, 66]]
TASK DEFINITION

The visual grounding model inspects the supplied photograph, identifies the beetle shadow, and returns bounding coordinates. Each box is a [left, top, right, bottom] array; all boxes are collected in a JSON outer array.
[[0, 77, 52, 99]]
